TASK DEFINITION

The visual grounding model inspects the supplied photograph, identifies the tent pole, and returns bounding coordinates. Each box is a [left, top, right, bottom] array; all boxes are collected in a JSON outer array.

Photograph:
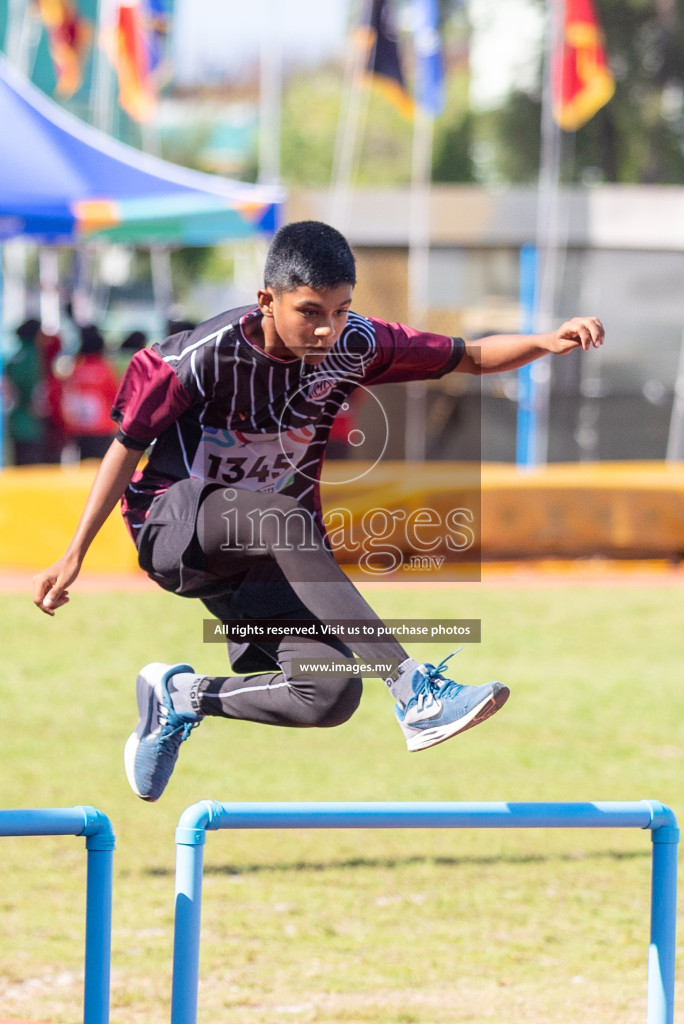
[[140, 121, 174, 331], [39, 248, 61, 334], [150, 247, 174, 328]]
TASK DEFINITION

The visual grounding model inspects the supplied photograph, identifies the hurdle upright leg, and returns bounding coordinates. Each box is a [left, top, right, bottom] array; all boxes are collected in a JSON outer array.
[[647, 814, 679, 1024], [84, 831, 115, 1024], [171, 816, 209, 1024]]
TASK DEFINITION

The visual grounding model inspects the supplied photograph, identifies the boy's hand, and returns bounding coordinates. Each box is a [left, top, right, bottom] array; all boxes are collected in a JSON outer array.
[[548, 316, 605, 354], [33, 554, 81, 616]]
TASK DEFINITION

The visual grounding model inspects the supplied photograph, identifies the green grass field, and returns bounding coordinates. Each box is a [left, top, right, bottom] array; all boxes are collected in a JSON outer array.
[[0, 579, 682, 1023]]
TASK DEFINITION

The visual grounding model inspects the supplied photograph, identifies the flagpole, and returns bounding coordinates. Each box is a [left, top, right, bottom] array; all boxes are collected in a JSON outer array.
[[258, 0, 282, 187], [529, 0, 566, 467], [6, 0, 39, 77], [78, 0, 115, 332], [407, 109, 432, 333], [405, 104, 432, 462], [405, 0, 443, 462], [92, 0, 116, 133], [327, 0, 373, 230]]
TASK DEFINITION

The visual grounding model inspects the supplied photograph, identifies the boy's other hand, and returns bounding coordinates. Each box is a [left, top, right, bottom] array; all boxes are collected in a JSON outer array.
[[550, 316, 605, 354]]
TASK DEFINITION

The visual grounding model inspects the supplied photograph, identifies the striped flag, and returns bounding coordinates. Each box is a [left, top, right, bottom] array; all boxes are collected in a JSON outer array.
[[37, 0, 91, 98], [552, 0, 615, 131]]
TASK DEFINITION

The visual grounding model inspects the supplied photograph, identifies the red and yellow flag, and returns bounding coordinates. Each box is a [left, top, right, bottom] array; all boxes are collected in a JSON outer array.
[[103, 0, 156, 123], [37, 0, 91, 98], [552, 0, 615, 131]]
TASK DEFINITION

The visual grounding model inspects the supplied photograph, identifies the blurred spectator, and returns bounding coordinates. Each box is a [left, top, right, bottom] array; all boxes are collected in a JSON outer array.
[[121, 329, 147, 352], [114, 329, 147, 378], [3, 319, 46, 465], [60, 325, 119, 460], [166, 317, 196, 337], [39, 331, 67, 464]]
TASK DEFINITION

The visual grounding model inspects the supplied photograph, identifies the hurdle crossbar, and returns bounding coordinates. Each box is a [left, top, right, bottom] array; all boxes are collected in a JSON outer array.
[[171, 800, 678, 1024], [0, 806, 115, 1024]]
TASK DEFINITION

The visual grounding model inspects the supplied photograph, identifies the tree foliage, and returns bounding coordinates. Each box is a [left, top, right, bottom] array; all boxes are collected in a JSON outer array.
[[280, 67, 345, 187]]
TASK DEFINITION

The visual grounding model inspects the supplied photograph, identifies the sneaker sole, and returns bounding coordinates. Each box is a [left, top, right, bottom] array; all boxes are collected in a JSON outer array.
[[123, 662, 194, 801], [406, 683, 510, 752], [123, 730, 145, 799]]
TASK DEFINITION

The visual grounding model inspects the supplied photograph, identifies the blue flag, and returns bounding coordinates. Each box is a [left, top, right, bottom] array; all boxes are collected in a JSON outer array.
[[412, 0, 444, 116], [144, 0, 170, 78]]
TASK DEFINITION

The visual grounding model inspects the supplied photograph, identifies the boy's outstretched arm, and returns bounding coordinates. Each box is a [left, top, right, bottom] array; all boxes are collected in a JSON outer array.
[[458, 316, 604, 375], [33, 439, 143, 616]]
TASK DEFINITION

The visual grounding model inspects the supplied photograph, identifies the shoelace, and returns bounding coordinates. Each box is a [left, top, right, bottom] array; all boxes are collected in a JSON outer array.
[[157, 707, 200, 750], [416, 650, 464, 700]]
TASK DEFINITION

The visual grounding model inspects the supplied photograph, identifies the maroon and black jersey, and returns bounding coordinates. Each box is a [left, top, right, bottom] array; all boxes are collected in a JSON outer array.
[[111, 305, 464, 541]]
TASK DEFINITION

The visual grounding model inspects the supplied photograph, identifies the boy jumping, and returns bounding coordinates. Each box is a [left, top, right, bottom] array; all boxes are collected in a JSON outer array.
[[33, 221, 604, 801]]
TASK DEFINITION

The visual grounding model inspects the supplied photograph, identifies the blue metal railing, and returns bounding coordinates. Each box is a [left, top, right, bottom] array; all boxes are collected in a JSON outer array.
[[171, 800, 678, 1024], [0, 805, 115, 1024]]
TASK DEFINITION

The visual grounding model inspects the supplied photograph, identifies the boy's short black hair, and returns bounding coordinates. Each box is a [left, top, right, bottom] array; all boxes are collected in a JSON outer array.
[[264, 221, 356, 293]]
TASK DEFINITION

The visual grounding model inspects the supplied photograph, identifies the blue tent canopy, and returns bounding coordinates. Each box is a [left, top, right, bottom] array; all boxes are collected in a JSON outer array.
[[0, 55, 285, 245]]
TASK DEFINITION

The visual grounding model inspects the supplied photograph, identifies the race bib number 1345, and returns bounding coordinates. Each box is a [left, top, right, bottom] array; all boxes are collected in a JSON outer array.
[[190, 426, 315, 492]]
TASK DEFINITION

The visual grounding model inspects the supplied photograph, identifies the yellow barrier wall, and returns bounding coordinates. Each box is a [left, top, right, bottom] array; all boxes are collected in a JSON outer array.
[[0, 463, 139, 573], [1, 461, 683, 573], [478, 462, 684, 559]]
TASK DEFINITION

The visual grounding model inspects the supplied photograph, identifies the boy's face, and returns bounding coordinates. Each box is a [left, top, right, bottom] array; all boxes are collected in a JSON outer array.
[[258, 283, 353, 364]]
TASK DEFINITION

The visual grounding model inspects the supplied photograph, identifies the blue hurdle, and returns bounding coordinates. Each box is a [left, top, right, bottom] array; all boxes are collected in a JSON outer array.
[[0, 806, 115, 1024], [171, 800, 678, 1024]]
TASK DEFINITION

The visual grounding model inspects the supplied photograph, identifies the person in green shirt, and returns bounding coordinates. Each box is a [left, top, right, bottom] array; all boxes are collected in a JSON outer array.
[[4, 319, 46, 465]]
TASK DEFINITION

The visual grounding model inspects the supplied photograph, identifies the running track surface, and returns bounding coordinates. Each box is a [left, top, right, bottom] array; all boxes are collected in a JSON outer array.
[[0, 1019, 53, 1023], [1, 560, 681, 1024], [4, 560, 683, 594]]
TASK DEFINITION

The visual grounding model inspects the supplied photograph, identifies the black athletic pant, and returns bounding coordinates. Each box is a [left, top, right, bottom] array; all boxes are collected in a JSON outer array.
[[147, 484, 409, 728]]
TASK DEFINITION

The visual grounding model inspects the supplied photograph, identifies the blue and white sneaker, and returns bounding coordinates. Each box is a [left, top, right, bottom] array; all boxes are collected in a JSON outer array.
[[395, 654, 509, 752], [124, 662, 201, 801]]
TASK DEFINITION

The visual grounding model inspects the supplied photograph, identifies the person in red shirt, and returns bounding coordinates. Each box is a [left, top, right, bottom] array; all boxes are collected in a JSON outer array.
[[40, 331, 67, 464], [60, 325, 119, 460]]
